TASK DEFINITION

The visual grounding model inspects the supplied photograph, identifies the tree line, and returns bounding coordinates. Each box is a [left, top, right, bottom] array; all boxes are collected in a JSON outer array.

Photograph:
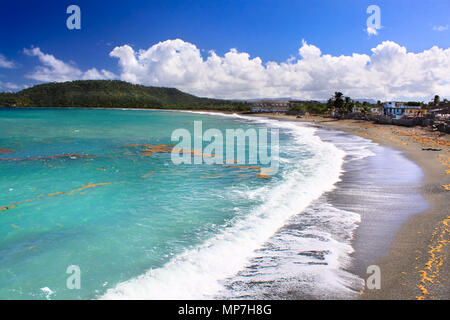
[[0, 80, 249, 111]]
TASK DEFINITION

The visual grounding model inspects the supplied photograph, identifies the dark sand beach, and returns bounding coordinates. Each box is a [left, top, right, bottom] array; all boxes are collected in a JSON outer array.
[[326, 119, 449, 300], [250, 113, 450, 300]]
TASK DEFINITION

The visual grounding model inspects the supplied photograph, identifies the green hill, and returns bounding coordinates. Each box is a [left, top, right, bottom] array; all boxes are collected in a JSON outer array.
[[0, 80, 248, 111]]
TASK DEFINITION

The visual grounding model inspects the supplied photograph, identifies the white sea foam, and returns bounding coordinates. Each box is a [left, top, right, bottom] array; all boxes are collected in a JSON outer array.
[[101, 115, 364, 300], [218, 202, 364, 299], [40, 287, 54, 300]]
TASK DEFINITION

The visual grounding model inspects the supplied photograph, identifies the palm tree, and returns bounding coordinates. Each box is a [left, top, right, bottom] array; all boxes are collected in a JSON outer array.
[[361, 104, 371, 116], [434, 95, 440, 106], [344, 96, 353, 114], [333, 92, 344, 114]]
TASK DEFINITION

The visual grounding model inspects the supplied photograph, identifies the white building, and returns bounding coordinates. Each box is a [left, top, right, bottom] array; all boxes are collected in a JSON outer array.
[[250, 100, 290, 113]]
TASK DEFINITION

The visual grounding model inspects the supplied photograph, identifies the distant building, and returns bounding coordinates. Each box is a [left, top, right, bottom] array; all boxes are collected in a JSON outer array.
[[249, 100, 290, 113], [353, 105, 383, 115], [384, 102, 426, 118], [370, 106, 383, 115], [249, 99, 324, 113], [288, 100, 322, 106], [430, 102, 450, 119]]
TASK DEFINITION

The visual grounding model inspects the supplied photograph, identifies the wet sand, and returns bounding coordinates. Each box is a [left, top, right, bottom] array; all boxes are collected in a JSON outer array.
[[250, 114, 450, 300]]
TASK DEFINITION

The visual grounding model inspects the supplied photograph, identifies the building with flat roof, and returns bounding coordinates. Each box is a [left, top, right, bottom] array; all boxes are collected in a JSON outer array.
[[384, 102, 426, 118], [249, 99, 322, 113], [249, 100, 290, 113]]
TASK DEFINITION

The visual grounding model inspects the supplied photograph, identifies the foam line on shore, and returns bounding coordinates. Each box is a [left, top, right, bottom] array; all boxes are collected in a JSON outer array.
[[101, 116, 352, 299]]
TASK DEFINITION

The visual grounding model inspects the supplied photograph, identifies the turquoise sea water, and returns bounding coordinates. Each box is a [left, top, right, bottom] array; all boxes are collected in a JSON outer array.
[[0, 108, 357, 299]]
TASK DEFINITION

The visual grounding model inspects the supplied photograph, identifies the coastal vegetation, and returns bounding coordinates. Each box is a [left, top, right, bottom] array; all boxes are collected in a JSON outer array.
[[326, 92, 377, 115], [288, 101, 329, 114], [288, 92, 382, 116], [0, 80, 249, 111], [326, 92, 448, 116]]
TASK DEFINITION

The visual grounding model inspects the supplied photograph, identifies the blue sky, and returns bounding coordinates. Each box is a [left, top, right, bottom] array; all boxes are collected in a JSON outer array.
[[0, 0, 449, 100]]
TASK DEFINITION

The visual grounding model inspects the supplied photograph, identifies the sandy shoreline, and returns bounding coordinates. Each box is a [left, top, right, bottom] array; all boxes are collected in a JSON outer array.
[[249, 113, 450, 300]]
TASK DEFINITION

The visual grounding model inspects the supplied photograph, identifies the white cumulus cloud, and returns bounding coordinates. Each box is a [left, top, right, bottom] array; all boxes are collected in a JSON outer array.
[[24, 47, 116, 82], [0, 54, 17, 69], [0, 81, 24, 91], [109, 39, 450, 100]]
